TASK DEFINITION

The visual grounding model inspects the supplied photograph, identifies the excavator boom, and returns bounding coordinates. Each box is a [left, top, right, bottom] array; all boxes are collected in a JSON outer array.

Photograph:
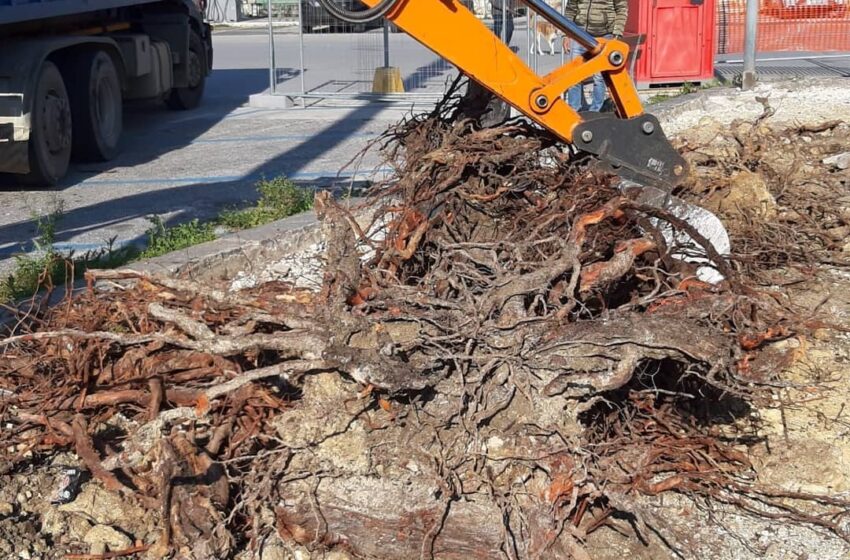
[[360, 0, 689, 189]]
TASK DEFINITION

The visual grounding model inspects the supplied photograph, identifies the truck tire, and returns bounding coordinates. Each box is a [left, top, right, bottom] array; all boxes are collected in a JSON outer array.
[[22, 61, 72, 187], [166, 32, 206, 110], [68, 49, 123, 162]]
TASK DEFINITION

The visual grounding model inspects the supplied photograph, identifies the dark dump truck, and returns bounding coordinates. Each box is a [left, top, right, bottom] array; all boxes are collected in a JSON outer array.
[[0, 0, 212, 186]]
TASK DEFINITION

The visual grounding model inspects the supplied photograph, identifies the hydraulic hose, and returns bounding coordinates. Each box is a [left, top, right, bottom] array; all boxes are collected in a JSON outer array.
[[316, 0, 399, 22]]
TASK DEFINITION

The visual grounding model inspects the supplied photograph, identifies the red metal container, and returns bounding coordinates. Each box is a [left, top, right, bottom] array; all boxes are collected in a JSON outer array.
[[624, 0, 716, 87]]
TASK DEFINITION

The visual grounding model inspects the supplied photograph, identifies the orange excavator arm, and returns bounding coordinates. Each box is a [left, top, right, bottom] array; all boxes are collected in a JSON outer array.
[[359, 0, 688, 188]]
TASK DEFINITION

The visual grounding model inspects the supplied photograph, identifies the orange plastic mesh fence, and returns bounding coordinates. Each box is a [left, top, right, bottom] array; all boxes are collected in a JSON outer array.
[[716, 0, 850, 54]]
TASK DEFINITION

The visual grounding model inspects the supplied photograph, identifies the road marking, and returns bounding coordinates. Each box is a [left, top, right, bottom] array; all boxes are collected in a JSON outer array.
[[75, 168, 391, 187], [51, 240, 136, 252], [190, 131, 379, 144]]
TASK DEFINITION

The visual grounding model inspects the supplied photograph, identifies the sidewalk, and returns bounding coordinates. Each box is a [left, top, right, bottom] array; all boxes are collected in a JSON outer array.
[[715, 53, 850, 82]]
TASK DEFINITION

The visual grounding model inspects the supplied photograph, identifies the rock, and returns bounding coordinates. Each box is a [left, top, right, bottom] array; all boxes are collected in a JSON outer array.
[[755, 438, 850, 495], [0, 502, 13, 518], [706, 170, 777, 220], [827, 225, 850, 241], [273, 373, 355, 448], [260, 543, 290, 560], [18, 550, 31, 560], [40, 508, 91, 542], [315, 423, 371, 476], [39, 508, 67, 538], [58, 485, 146, 527], [83, 524, 132, 553], [812, 328, 831, 341], [823, 151, 850, 170], [383, 320, 420, 344], [69, 514, 95, 541]]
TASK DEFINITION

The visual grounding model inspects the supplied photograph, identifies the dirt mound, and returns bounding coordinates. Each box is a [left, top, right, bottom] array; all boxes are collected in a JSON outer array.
[[1, 93, 850, 559]]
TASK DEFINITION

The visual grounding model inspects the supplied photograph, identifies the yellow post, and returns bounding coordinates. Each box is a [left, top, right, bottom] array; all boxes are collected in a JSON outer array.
[[372, 66, 405, 93]]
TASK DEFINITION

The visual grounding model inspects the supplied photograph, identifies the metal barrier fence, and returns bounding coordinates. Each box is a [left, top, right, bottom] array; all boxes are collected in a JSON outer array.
[[716, 0, 850, 53], [268, 4, 457, 101], [276, 26, 455, 99], [265, 2, 594, 103]]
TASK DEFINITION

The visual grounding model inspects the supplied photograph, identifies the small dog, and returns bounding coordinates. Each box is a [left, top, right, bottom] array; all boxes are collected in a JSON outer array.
[[531, 2, 563, 56]]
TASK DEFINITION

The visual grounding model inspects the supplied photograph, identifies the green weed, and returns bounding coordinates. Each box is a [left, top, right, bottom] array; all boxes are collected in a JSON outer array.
[[219, 176, 313, 230], [139, 216, 217, 259], [645, 79, 722, 105], [0, 253, 63, 303], [0, 204, 66, 303]]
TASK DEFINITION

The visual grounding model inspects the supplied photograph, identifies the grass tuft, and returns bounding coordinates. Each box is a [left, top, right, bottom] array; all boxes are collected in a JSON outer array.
[[219, 177, 313, 230], [139, 216, 217, 259]]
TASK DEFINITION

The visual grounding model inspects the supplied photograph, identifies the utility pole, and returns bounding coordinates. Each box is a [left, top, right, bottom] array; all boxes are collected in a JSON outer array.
[[267, 0, 275, 94], [383, 18, 390, 68], [742, 0, 758, 90]]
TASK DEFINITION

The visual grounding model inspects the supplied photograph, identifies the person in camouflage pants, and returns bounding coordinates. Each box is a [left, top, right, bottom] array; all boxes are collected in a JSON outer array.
[[564, 0, 628, 112]]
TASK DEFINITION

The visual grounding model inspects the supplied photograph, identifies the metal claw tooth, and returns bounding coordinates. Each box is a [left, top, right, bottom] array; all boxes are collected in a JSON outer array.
[[618, 180, 731, 284]]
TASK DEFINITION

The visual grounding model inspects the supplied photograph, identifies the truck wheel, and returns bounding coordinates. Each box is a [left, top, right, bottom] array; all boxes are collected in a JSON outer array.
[[22, 61, 72, 187], [166, 32, 206, 110], [68, 49, 123, 162]]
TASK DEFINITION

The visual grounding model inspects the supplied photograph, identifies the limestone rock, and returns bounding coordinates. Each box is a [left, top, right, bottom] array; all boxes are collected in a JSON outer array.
[[273, 373, 356, 448], [83, 524, 132, 554], [58, 485, 146, 527], [823, 151, 850, 170], [0, 502, 13, 518], [755, 438, 850, 495], [260, 543, 290, 560], [706, 170, 777, 220]]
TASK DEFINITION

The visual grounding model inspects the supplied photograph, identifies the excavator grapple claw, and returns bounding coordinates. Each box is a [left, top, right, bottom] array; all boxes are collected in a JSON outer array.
[[573, 113, 688, 190]]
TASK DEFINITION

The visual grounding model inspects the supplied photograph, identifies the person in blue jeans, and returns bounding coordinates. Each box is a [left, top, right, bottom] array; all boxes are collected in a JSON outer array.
[[567, 35, 612, 112], [491, 0, 516, 44], [564, 0, 628, 111]]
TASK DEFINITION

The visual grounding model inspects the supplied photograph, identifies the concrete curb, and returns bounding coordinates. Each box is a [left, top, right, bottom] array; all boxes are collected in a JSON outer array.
[[212, 21, 298, 29], [127, 208, 324, 284]]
